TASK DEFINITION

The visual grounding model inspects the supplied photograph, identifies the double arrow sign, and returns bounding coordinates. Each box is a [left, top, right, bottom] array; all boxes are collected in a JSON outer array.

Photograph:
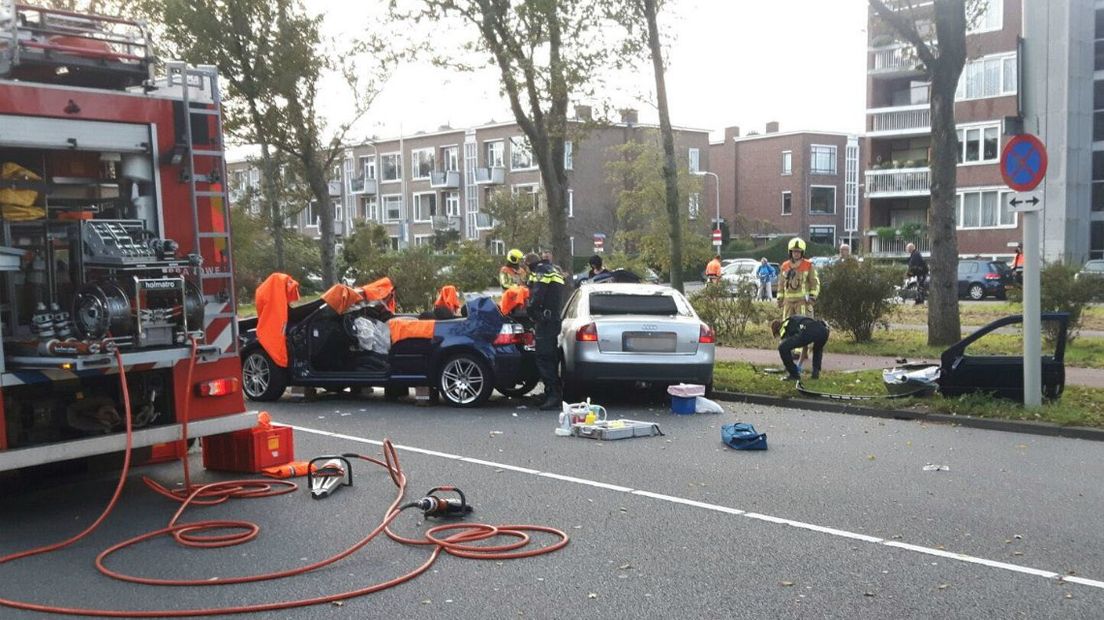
[[1009, 196, 1039, 207]]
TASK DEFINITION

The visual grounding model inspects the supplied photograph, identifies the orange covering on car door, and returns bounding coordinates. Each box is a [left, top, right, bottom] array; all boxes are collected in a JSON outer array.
[[362, 277, 397, 313], [388, 318, 436, 344], [321, 284, 366, 314], [434, 285, 462, 314], [255, 273, 301, 367], [499, 285, 530, 315]]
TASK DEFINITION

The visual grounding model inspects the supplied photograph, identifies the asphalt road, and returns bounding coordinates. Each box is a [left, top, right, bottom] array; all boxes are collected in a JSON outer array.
[[1, 392, 1102, 619]]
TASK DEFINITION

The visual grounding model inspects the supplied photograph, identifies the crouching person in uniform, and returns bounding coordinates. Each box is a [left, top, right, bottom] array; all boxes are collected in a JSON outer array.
[[771, 315, 830, 381], [525, 252, 565, 410]]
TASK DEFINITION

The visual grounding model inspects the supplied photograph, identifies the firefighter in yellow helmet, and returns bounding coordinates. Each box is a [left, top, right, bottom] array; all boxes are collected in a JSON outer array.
[[777, 237, 820, 319], [499, 248, 526, 290]]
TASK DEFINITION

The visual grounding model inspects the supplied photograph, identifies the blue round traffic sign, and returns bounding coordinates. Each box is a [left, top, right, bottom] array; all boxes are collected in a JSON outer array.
[[1000, 134, 1048, 192]]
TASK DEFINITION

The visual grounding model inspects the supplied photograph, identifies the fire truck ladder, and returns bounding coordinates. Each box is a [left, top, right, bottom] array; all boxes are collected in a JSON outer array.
[[166, 62, 238, 356]]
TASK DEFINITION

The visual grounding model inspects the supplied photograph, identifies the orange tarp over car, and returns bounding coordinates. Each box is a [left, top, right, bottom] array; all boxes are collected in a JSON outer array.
[[388, 318, 436, 344], [255, 273, 301, 367], [499, 285, 529, 316], [321, 284, 366, 314], [434, 285, 462, 314], [362, 277, 397, 313]]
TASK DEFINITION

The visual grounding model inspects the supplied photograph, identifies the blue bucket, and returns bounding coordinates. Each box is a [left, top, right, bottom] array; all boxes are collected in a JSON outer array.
[[671, 395, 696, 415]]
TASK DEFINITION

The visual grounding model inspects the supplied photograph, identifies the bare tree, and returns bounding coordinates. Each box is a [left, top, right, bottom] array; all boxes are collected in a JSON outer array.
[[388, 1, 643, 273], [869, 0, 967, 346]]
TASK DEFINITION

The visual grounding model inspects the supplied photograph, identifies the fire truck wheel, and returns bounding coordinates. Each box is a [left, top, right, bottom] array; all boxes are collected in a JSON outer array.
[[241, 348, 288, 402]]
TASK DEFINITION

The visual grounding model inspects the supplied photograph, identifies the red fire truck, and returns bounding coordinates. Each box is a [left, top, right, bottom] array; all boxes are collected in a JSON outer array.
[[0, 3, 252, 472]]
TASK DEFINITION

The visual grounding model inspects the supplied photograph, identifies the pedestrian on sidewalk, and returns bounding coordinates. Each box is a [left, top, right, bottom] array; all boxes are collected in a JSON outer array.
[[756, 257, 775, 300], [771, 315, 830, 381]]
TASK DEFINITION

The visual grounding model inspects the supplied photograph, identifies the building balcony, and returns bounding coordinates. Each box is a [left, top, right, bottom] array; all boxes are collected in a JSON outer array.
[[327, 180, 342, 196], [869, 44, 924, 79], [868, 233, 931, 257], [867, 104, 931, 137], [865, 167, 931, 198], [473, 166, 506, 185], [349, 177, 377, 195], [430, 170, 461, 189]]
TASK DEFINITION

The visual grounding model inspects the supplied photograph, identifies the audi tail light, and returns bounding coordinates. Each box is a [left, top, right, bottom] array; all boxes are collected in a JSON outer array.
[[576, 323, 598, 342], [699, 324, 716, 344]]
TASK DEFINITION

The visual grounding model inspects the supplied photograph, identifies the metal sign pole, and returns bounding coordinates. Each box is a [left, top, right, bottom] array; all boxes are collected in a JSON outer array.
[[1022, 208, 1042, 408]]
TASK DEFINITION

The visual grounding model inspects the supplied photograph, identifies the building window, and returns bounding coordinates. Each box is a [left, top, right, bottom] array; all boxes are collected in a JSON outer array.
[[810, 145, 837, 175], [957, 123, 1000, 164], [414, 234, 433, 247], [381, 153, 402, 182], [688, 148, 700, 173], [389, 236, 400, 251], [382, 194, 402, 222], [1092, 152, 1104, 212], [366, 197, 379, 222], [485, 140, 504, 168], [688, 192, 700, 219], [491, 239, 505, 255], [343, 156, 354, 192], [956, 53, 1017, 100], [360, 155, 376, 180], [442, 146, 459, 172], [445, 192, 460, 217], [564, 141, 574, 170], [305, 201, 318, 227], [781, 191, 792, 215], [782, 151, 792, 176], [809, 186, 836, 215], [333, 201, 342, 223], [413, 192, 438, 222], [568, 188, 574, 218], [968, 0, 1002, 34], [411, 149, 435, 180], [512, 184, 541, 210], [957, 188, 1016, 229], [510, 136, 535, 170], [809, 226, 835, 247]]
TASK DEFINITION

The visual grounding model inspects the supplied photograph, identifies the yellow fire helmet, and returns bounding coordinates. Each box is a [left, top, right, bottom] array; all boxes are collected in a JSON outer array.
[[788, 237, 807, 253], [507, 248, 524, 265]]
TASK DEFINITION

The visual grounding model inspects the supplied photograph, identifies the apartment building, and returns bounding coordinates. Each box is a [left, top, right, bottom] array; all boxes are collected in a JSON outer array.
[[866, 0, 1100, 262], [227, 109, 710, 257], [707, 123, 860, 250]]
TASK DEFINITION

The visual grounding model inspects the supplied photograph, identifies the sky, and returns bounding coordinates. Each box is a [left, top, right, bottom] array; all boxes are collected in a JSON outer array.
[[304, 0, 870, 146]]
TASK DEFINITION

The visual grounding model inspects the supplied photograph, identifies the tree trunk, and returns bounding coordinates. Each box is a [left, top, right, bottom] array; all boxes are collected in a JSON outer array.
[[304, 154, 336, 287], [257, 141, 285, 272], [642, 0, 683, 292], [925, 0, 967, 346]]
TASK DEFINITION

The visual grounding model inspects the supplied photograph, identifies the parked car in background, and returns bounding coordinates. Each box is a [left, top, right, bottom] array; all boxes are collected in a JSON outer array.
[[559, 283, 715, 398], [720, 260, 759, 290], [1076, 259, 1104, 281], [957, 259, 1013, 300]]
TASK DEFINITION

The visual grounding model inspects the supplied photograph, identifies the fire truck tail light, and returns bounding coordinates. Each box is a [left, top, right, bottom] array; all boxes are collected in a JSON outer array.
[[197, 377, 239, 397]]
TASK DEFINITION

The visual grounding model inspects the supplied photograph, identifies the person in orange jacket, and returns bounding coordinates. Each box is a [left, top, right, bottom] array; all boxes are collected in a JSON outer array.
[[778, 237, 819, 319], [705, 254, 723, 284]]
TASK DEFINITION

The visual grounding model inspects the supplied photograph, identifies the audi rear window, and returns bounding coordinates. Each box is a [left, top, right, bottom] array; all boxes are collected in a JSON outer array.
[[588, 293, 683, 316]]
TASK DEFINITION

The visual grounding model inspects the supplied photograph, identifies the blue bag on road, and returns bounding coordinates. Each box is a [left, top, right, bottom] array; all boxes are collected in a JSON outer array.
[[721, 423, 768, 450]]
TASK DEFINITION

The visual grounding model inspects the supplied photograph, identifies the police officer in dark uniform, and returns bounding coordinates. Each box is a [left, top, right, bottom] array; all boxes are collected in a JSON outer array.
[[525, 252, 566, 410], [771, 315, 830, 381]]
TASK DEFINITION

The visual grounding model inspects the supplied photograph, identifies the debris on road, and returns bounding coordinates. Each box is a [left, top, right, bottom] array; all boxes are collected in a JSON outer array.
[[922, 464, 950, 472]]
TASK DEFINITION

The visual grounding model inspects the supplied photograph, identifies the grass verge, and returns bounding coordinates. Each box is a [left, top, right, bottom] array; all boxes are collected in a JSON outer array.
[[714, 361, 1104, 428], [892, 301, 1104, 332], [720, 321, 1104, 369]]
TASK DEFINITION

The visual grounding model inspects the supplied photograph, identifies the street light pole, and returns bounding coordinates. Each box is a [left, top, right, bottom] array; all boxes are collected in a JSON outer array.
[[694, 170, 722, 246]]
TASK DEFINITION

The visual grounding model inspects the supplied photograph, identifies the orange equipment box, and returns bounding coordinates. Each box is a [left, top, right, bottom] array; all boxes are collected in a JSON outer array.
[[201, 424, 295, 473]]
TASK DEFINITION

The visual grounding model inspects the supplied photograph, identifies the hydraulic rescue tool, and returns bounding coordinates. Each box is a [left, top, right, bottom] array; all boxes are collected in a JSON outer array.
[[306, 455, 353, 499], [406, 486, 474, 519]]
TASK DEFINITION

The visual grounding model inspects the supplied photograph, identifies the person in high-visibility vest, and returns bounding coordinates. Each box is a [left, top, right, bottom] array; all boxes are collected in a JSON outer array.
[[777, 237, 819, 319], [499, 248, 526, 290], [1012, 243, 1024, 285], [705, 254, 723, 284]]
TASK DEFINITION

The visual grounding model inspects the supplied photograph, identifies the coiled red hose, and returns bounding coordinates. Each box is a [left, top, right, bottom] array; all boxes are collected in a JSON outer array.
[[0, 346, 568, 617]]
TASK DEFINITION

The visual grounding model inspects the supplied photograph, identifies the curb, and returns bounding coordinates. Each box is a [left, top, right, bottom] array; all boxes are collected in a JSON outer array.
[[712, 390, 1104, 442]]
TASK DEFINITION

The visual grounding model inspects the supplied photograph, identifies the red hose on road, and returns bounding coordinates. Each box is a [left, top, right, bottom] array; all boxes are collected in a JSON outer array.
[[0, 348, 569, 617]]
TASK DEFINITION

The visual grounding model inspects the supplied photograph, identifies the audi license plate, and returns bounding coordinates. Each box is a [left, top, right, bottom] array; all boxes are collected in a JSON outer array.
[[623, 332, 677, 353]]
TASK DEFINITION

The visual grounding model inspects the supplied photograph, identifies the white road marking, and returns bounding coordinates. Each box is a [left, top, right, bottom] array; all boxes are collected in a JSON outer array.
[[288, 424, 1103, 591]]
